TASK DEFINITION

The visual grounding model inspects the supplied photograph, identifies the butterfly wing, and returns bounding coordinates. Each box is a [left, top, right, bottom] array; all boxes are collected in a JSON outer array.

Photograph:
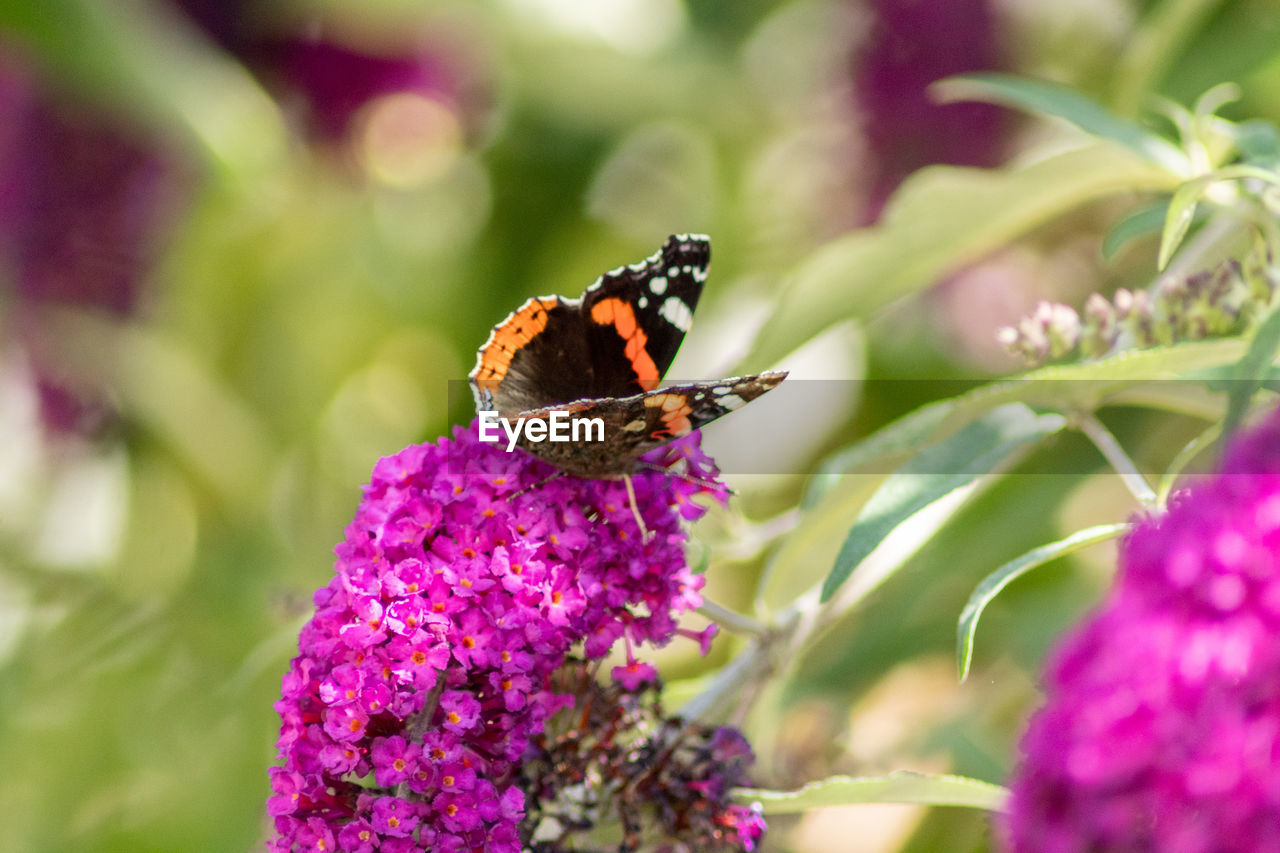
[[580, 234, 710, 398], [470, 295, 592, 416], [508, 371, 787, 477]]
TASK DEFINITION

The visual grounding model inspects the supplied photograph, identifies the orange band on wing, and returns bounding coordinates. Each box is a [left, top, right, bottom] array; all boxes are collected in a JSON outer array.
[[590, 298, 660, 389], [643, 393, 693, 436], [475, 298, 557, 385]]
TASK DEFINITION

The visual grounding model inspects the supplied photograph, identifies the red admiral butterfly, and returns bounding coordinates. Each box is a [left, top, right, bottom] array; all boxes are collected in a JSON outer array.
[[469, 234, 786, 479]]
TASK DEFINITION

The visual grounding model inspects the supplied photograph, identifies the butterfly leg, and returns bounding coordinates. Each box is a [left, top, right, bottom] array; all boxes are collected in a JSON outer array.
[[507, 469, 565, 499], [635, 461, 736, 496], [623, 473, 651, 541]]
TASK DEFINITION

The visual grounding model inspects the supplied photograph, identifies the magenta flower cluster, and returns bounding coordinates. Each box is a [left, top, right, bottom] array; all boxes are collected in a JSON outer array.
[[268, 421, 730, 851], [1003, 405, 1280, 852]]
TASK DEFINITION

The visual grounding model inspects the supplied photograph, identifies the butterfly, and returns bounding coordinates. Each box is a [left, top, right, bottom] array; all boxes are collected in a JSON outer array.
[[469, 234, 786, 480]]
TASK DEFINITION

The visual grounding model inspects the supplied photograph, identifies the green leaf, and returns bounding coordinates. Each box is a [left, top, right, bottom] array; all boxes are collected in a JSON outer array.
[[821, 405, 1066, 602], [1159, 165, 1280, 270], [1222, 302, 1280, 442], [1233, 119, 1280, 169], [738, 772, 1009, 814], [803, 397, 956, 507], [956, 523, 1130, 681], [933, 73, 1188, 173], [747, 144, 1179, 368], [1102, 201, 1170, 261], [812, 339, 1245, 488], [1110, 0, 1229, 117], [1182, 364, 1280, 386], [1157, 421, 1223, 505], [758, 476, 886, 614], [1158, 177, 1211, 270]]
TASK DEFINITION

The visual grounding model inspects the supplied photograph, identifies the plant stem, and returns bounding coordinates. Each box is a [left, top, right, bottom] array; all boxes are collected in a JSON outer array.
[[698, 599, 767, 637], [1078, 414, 1158, 506]]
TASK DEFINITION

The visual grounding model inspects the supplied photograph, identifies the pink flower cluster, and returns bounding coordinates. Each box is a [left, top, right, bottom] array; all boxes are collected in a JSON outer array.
[[268, 421, 726, 851], [1003, 405, 1280, 852]]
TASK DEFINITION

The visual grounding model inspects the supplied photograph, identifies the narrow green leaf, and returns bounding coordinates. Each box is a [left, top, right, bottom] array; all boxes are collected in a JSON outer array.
[[1102, 201, 1169, 261], [1182, 364, 1280, 386], [747, 144, 1178, 368], [780, 340, 1242, 613], [1158, 177, 1211, 270], [933, 73, 1188, 173], [738, 771, 1009, 814], [810, 338, 1244, 491], [1111, 0, 1225, 119], [1157, 422, 1223, 505], [1223, 303, 1280, 442], [1233, 119, 1280, 168], [821, 405, 1066, 602], [957, 524, 1130, 681], [1159, 166, 1280, 270], [758, 476, 884, 614], [803, 397, 955, 507]]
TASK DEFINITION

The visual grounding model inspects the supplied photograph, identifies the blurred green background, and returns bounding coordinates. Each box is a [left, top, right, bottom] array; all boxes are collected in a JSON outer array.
[[2, 0, 1279, 850]]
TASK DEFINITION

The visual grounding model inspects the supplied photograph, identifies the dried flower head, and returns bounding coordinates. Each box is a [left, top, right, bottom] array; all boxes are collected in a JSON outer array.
[[521, 665, 764, 852], [1001, 254, 1275, 367]]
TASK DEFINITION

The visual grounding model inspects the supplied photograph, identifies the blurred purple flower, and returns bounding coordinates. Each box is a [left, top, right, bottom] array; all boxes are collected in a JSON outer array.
[[0, 47, 182, 435], [852, 0, 1006, 223], [171, 1, 482, 147], [270, 39, 459, 143], [1003, 405, 1280, 852], [268, 422, 760, 850]]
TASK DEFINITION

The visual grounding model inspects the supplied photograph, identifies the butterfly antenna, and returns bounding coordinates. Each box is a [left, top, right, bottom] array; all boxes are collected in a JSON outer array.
[[623, 473, 651, 541], [508, 470, 566, 499]]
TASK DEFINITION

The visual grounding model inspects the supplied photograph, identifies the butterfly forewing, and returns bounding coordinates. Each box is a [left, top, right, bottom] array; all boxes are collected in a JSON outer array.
[[471, 296, 593, 415], [581, 235, 710, 398]]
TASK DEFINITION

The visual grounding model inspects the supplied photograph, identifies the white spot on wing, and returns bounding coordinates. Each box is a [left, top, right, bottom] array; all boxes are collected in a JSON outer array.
[[649, 276, 667, 295], [638, 295, 648, 309], [659, 297, 693, 331], [719, 394, 746, 408]]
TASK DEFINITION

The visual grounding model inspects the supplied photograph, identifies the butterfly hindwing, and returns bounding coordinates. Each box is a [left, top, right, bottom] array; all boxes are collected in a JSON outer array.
[[505, 372, 787, 478]]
